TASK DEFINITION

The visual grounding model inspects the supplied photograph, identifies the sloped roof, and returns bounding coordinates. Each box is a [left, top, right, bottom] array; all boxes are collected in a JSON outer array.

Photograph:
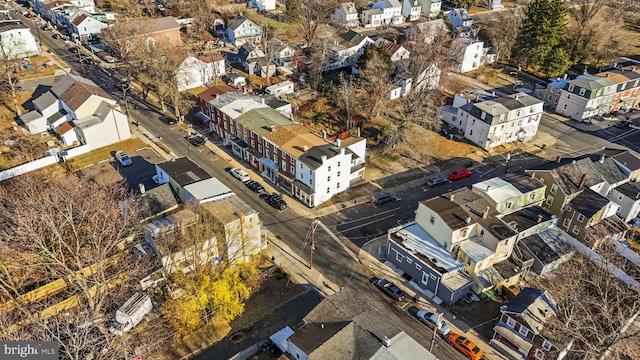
[[613, 151, 640, 171], [374, 38, 407, 58], [51, 74, 112, 110], [299, 143, 344, 170], [33, 91, 57, 110], [340, 30, 371, 45], [235, 107, 295, 137], [503, 287, 558, 333], [530, 157, 605, 195], [72, 13, 89, 26], [566, 75, 616, 91], [501, 172, 545, 194], [613, 181, 640, 199], [228, 16, 256, 30], [197, 85, 237, 103], [568, 187, 610, 218], [56, 121, 74, 135], [138, 184, 179, 217]]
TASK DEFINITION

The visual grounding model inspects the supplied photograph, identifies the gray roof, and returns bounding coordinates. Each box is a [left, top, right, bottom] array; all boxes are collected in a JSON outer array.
[[518, 227, 574, 267], [590, 156, 628, 185], [298, 143, 343, 170], [19, 110, 42, 124], [156, 157, 211, 187], [260, 94, 289, 109], [613, 151, 640, 171], [33, 91, 57, 111], [228, 16, 256, 30], [568, 187, 610, 218], [500, 206, 552, 233], [422, 193, 477, 231], [531, 157, 605, 195], [503, 288, 558, 333], [340, 30, 370, 45], [501, 172, 545, 194], [46, 109, 68, 125], [613, 181, 640, 200], [139, 184, 179, 217], [235, 107, 294, 137], [566, 75, 616, 91]]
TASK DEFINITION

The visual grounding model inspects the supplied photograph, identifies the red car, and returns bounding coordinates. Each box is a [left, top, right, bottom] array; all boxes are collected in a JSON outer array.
[[448, 169, 472, 181], [25, 13, 33, 18]]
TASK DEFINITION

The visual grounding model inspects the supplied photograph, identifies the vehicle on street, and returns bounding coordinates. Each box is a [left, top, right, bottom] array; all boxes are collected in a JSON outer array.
[[263, 193, 287, 210], [81, 57, 94, 65], [69, 47, 79, 53], [427, 175, 451, 188], [230, 168, 251, 182], [372, 192, 396, 206], [447, 333, 483, 360], [616, 120, 631, 128], [409, 306, 450, 335], [188, 134, 206, 147], [24, 12, 33, 18], [114, 151, 132, 166], [160, 116, 176, 125], [369, 277, 406, 301], [448, 169, 472, 181], [245, 180, 265, 194], [52, 33, 61, 39]]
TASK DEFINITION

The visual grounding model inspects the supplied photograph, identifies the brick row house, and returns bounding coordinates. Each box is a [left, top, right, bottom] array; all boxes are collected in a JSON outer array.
[[200, 92, 366, 207]]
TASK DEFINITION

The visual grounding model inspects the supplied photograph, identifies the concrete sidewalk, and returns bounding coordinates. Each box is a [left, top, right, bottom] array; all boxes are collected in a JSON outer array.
[[359, 236, 510, 360]]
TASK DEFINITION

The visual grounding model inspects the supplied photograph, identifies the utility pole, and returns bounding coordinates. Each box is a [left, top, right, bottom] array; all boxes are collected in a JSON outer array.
[[309, 220, 318, 269], [504, 151, 511, 174], [429, 312, 442, 352]]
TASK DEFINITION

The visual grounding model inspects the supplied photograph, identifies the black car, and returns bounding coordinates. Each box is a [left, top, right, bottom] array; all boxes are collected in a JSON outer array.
[[81, 57, 94, 65], [616, 120, 631, 128], [372, 193, 396, 206], [160, 116, 177, 125], [369, 277, 406, 301], [69, 47, 79, 53], [188, 135, 206, 147], [263, 193, 287, 210], [52, 33, 61, 39], [427, 175, 451, 188], [245, 180, 265, 194]]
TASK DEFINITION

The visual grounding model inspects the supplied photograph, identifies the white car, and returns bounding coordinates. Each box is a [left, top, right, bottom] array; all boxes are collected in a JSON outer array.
[[114, 150, 132, 166], [230, 168, 250, 182]]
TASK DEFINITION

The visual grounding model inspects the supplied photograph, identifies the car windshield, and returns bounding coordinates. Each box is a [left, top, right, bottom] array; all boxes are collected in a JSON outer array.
[[472, 346, 480, 354]]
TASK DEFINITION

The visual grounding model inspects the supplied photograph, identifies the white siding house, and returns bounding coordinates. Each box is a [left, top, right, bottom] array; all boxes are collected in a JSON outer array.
[[372, 0, 404, 25], [360, 9, 385, 28], [402, 0, 422, 22], [226, 16, 262, 46], [418, 0, 441, 18], [331, 2, 360, 28], [447, 37, 494, 73], [176, 55, 226, 92], [0, 23, 39, 60], [248, 0, 275, 11], [70, 13, 108, 41]]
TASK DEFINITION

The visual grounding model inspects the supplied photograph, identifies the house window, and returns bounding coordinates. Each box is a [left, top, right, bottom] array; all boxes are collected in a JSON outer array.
[[291, 157, 295, 164], [406, 258, 413, 265], [396, 253, 404, 262], [469, 129, 473, 136], [327, 187, 330, 193], [577, 214, 585, 223], [327, 176, 330, 182], [461, 228, 468, 237], [338, 162, 341, 167], [518, 326, 529, 337], [542, 340, 552, 351], [416, 264, 422, 271], [506, 202, 513, 209], [534, 349, 544, 360], [572, 225, 580, 235], [480, 229, 485, 237], [421, 272, 429, 285], [430, 216, 435, 224], [506, 317, 516, 328], [337, 171, 341, 177], [563, 218, 570, 228], [336, 183, 340, 189], [568, 84, 575, 92], [579, 88, 586, 96], [282, 162, 286, 171], [563, 104, 568, 110], [530, 192, 537, 200], [618, 194, 624, 201], [328, 166, 331, 172], [550, 184, 558, 194], [546, 195, 554, 206]]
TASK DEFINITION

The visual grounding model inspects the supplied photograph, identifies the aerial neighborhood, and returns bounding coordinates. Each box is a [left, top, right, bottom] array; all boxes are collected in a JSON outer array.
[[2, 0, 640, 359]]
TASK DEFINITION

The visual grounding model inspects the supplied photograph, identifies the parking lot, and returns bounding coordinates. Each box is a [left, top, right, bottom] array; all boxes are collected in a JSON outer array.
[[77, 148, 164, 193]]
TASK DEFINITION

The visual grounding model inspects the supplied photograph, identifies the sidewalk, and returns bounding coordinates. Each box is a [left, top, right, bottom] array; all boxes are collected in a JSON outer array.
[[359, 236, 510, 360]]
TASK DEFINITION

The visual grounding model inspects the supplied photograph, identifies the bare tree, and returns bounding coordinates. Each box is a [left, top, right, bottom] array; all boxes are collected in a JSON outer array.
[[566, 0, 608, 63], [0, 33, 27, 115], [100, 19, 150, 77], [332, 73, 360, 129], [535, 244, 640, 360], [296, 0, 339, 46], [305, 28, 336, 90], [480, 14, 520, 64], [261, 23, 280, 86], [358, 46, 394, 119]]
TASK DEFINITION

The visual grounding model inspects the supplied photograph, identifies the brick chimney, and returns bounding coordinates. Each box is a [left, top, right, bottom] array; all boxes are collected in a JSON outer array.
[[482, 206, 489, 219], [537, 214, 543, 223], [578, 174, 586, 190]]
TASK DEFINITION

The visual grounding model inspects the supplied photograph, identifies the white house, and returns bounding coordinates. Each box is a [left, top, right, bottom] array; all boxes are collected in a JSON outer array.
[[418, 0, 441, 18], [0, 22, 39, 60], [388, 61, 441, 99], [608, 182, 640, 223], [331, 2, 360, 28], [69, 12, 108, 42], [447, 37, 495, 73], [270, 38, 296, 71], [439, 92, 544, 150], [176, 54, 226, 92], [265, 80, 295, 96], [372, 0, 405, 25], [388, 72, 413, 100], [402, 0, 422, 22], [447, 8, 478, 37], [226, 16, 262, 46], [322, 30, 374, 72], [375, 38, 410, 63], [360, 9, 385, 28], [248, 0, 275, 11], [554, 74, 618, 121]]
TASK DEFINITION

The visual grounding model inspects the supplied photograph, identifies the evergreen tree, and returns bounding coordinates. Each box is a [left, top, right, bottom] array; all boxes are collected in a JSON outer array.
[[541, 46, 571, 77], [513, 0, 569, 75], [451, 0, 475, 9]]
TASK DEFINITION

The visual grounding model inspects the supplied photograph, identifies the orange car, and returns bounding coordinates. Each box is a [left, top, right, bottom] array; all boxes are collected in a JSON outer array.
[[448, 333, 483, 360]]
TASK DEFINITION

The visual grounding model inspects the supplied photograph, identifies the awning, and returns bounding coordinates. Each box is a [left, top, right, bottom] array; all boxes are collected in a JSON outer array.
[[195, 111, 211, 123], [232, 138, 248, 148], [494, 324, 533, 352], [260, 157, 277, 170]]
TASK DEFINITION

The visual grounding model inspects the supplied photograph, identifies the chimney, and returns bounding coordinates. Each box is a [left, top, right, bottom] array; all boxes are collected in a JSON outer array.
[[556, 156, 562, 163], [270, 125, 276, 131], [447, 193, 455, 201], [302, 145, 308, 152], [606, 73, 610, 78], [486, 185, 491, 192], [465, 215, 471, 224], [322, 130, 327, 140], [563, 73, 568, 80], [537, 214, 543, 223], [261, 98, 265, 105], [482, 206, 489, 219], [336, 138, 342, 148], [241, 107, 246, 114], [599, 154, 605, 164], [139, 183, 146, 194], [321, 155, 327, 162], [636, 192, 640, 199], [578, 174, 586, 190]]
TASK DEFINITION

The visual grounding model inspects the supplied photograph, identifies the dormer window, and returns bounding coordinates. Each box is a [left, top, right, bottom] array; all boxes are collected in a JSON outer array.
[[568, 84, 575, 92], [579, 88, 586, 96]]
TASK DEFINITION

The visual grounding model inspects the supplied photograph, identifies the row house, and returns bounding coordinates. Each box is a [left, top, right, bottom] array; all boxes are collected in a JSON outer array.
[[372, 0, 405, 25], [322, 30, 374, 72], [418, 0, 442, 18], [526, 156, 630, 249], [360, 8, 384, 28], [202, 93, 367, 207], [331, 2, 360, 28], [491, 288, 560, 360], [387, 173, 557, 302], [550, 68, 640, 121], [439, 92, 543, 150], [402, 0, 422, 22]]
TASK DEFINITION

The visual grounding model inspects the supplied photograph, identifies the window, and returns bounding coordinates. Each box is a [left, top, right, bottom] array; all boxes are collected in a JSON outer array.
[[577, 214, 585, 223], [430, 216, 435, 224], [563, 104, 568, 110], [337, 162, 341, 167], [291, 157, 295, 164], [579, 88, 586, 96], [563, 218, 570, 228], [336, 182, 341, 188], [568, 84, 575, 92], [572, 225, 580, 235], [461, 228, 468, 237], [530, 192, 537, 200], [416, 264, 422, 271], [567, 94, 571, 99], [480, 229, 485, 237], [337, 171, 341, 177], [546, 195, 554, 206], [534, 349, 544, 360], [328, 166, 331, 172], [506, 202, 513, 209], [326, 187, 330, 194], [406, 258, 413, 264], [539, 178, 544, 184], [469, 129, 473, 135], [282, 162, 286, 171], [327, 176, 330, 182], [542, 340, 552, 351], [618, 194, 624, 201], [421, 272, 429, 285], [506, 317, 516, 328], [396, 253, 404, 262], [472, 119, 476, 125], [550, 184, 558, 194], [519, 326, 529, 337]]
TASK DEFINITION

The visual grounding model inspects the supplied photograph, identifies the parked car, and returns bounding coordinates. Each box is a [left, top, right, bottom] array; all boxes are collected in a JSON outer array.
[[188, 134, 206, 147], [369, 277, 406, 301], [230, 168, 251, 182], [160, 116, 176, 125], [245, 180, 265, 194], [447, 333, 483, 360], [264, 193, 287, 210], [409, 306, 450, 335], [616, 120, 631, 128], [114, 150, 132, 166], [81, 57, 94, 65], [52, 33, 61, 39], [24, 12, 33, 18], [427, 175, 451, 188], [448, 169, 472, 181], [372, 192, 396, 206], [69, 47, 79, 53]]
